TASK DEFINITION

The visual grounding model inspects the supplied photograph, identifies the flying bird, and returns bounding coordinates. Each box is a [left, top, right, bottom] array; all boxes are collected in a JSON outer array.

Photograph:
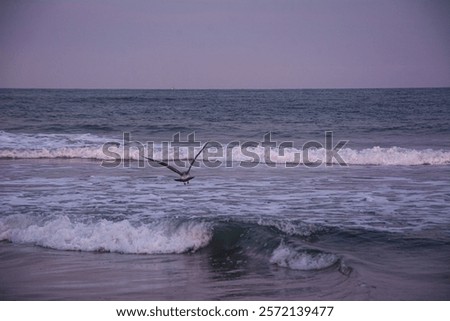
[[145, 143, 209, 184]]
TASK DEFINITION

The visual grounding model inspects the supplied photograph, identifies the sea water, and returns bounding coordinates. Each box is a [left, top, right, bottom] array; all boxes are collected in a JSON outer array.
[[0, 88, 449, 300]]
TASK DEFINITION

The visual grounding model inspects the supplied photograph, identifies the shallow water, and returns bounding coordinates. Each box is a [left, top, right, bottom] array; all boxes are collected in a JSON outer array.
[[1, 159, 449, 300]]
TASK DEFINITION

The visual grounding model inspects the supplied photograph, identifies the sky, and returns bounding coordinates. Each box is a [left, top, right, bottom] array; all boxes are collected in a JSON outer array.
[[0, 0, 449, 89]]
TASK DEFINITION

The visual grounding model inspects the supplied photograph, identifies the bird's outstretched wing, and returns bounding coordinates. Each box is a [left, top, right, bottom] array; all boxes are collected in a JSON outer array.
[[145, 157, 183, 175], [187, 142, 209, 174]]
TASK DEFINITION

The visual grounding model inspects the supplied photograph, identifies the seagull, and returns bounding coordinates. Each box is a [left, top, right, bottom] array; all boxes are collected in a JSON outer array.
[[145, 143, 209, 184]]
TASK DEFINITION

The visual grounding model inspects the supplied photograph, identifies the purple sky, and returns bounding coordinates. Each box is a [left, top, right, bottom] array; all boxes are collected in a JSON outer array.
[[1, 0, 449, 89]]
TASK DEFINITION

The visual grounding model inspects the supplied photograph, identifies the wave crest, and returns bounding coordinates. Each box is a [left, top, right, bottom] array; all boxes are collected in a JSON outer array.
[[270, 243, 339, 271], [1, 131, 449, 165], [0, 215, 213, 254]]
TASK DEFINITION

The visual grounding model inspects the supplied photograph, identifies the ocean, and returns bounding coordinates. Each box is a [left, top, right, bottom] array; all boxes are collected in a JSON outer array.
[[0, 88, 449, 300]]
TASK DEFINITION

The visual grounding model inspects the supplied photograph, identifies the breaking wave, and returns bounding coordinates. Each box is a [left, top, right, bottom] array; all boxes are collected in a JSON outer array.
[[0, 214, 348, 272], [0, 215, 212, 254], [270, 243, 339, 271], [1, 131, 449, 165]]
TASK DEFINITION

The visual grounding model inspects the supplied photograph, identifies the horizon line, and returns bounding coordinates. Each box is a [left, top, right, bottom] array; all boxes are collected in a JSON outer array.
[[1, 86, 449, 91]]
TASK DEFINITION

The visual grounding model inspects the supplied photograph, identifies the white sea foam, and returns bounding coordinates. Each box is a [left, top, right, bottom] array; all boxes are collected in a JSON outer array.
[[338, 146, 450, 165], [0, 131, 117, 159], [0, 215, 213, 254], [0, 131, 111, 149], [256, 218, 326, 237], [1, 131, 449, 165], [270, 243, 339, 271]]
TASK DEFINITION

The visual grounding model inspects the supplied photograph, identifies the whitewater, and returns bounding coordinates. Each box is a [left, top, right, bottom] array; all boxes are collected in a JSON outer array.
[[1, 131, 450, 166]]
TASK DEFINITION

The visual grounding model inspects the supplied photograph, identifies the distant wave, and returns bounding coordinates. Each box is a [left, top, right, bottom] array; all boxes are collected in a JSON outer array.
[[1, 131, 449, 166], [337, 146, 450, 166]]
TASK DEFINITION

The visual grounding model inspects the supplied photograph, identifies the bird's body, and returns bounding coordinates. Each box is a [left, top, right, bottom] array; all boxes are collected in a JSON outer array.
[[145, 143, 208, 184], [174, 174, 195, 183]]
